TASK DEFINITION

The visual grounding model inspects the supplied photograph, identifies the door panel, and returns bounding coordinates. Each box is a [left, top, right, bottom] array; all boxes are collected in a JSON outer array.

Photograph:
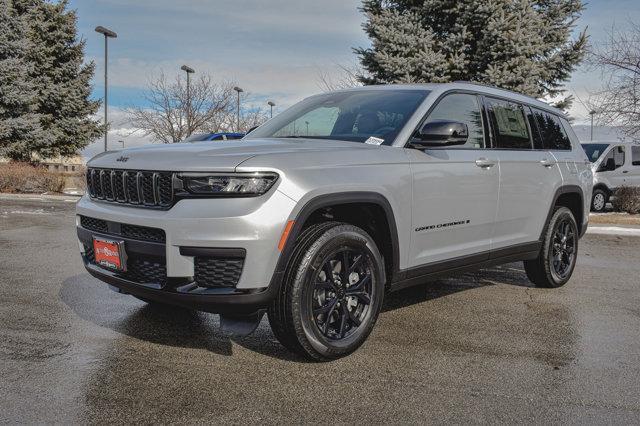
[[406, 148, 499, 267], [485, 99, 563, 248], [492, 151, 562, 248]]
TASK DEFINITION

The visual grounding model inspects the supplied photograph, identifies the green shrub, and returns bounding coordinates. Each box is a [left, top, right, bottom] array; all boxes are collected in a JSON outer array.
[[0, 162, 66, 193], [612, 186, 640, 215]]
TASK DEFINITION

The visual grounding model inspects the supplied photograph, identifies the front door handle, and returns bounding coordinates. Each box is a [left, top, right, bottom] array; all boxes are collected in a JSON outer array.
[[475, 158, 496, 168], [540, 158, 556, 168], [622, 170, 629, 174]]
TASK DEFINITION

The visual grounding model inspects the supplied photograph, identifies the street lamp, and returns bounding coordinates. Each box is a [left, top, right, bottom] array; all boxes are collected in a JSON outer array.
[[589, 110, 597, 141], [95, 26, 117, 152], [233, 86, 243, 132], [118, 140, 125, 149], [267, 100, 275, 118], [181, 65, 195, 136], [305, 120, 309, 136]]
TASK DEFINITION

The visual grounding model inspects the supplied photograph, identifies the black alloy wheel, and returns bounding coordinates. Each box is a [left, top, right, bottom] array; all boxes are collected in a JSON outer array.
[[310, 248, 373, 340]]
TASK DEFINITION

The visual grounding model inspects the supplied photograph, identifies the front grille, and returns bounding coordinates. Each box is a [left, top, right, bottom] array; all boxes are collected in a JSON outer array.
[[86, 168, 174, 209], [79, 215, 166, 243], [84, 244, 167, 286], [80, 216, 108, 233], [194, 257, 244, 288], [125, 255, 167, 285], [121, 223, 166, 243]]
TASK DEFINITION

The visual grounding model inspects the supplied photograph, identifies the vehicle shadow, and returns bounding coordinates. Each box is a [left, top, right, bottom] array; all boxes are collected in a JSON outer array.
[[60, 262, 533, 362]]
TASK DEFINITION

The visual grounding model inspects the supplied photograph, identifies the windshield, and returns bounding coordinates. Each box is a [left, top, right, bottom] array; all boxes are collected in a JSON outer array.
[[245, 89, 430, 145], [581, 143, 610, 163]]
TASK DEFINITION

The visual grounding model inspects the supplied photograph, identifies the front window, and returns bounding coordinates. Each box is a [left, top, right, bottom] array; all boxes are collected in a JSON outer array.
[[581, 143, 610, 163], [597, 146, 625, 172], [245, 89, 430, 145]]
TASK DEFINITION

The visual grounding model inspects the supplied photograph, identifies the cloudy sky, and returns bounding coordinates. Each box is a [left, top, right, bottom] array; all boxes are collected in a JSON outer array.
[[69, 0, 640, 154]]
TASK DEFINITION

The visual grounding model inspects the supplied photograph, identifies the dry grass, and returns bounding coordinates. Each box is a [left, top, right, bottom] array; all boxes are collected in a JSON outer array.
[[611, 186, 640, 215], [0, 162, 66, 194], [589, 213, 640, 225]]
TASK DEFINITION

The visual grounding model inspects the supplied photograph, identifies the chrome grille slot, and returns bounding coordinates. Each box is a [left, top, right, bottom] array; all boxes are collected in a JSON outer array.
[[86, 168, 174, 209]]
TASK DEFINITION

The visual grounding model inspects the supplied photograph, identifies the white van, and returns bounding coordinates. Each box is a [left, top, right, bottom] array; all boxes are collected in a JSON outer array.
[[582, 141, 640, 212]]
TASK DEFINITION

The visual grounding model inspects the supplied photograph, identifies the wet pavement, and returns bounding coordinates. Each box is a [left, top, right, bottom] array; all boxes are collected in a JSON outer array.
[[1, 198, 640, 424]]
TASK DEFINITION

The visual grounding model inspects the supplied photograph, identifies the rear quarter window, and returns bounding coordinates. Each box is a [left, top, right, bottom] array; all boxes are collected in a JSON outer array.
[[532, 109, 571, 150]]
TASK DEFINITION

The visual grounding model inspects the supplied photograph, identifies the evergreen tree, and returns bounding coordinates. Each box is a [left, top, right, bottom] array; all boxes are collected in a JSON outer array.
[[355, 0, 587, 109], [0, 0, 43, 160], [9, 0, 102, 161]]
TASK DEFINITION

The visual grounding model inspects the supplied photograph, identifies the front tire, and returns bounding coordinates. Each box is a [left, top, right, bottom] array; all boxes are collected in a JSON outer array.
[[591, 188, 608, 212], [268, 222, 385, 360], [524, 207, 578, 288]]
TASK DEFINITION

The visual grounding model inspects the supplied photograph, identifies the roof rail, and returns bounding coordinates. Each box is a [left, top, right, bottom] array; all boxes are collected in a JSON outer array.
[[452, 80, 557, 109]]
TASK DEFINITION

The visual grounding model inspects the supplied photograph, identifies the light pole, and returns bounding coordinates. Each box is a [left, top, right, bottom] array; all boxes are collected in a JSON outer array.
[[181, 65, 195, 136], [305, 121, 309, 136], [589, 110, 597, 141], [95, 26, 117, 152], [233, 86, 243, 132], [267, 100, 275, 118]]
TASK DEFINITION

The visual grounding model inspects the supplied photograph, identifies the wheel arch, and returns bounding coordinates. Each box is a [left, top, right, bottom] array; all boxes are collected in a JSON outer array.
[[593, 183, 611, 196], [542, 185, 586, 239], [270, 192, 400, 287]]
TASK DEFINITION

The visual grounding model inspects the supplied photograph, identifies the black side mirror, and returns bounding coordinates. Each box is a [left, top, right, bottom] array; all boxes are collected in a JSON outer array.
[[412, 120, 468, 147]]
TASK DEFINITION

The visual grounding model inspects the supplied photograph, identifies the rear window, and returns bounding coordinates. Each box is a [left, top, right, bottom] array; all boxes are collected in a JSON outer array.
[[485, 98, 532, 149], [531, 109, 571, 150]]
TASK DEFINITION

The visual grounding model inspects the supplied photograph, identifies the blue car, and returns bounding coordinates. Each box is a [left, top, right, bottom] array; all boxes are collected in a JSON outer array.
[[183, 132, 245, 142]]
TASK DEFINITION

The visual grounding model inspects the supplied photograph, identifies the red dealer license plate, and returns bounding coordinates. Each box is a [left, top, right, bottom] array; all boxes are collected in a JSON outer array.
[[93, 237, 126, 271]]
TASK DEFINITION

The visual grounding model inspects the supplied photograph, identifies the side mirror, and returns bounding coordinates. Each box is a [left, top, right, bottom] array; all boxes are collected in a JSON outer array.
[[412, 120, 468, 147]]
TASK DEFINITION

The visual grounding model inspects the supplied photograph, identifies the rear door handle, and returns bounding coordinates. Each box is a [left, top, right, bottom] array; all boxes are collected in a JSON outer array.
[[475, 158, 496, 168], [540, 158, 556, 168], [622, 170, 629, 174]]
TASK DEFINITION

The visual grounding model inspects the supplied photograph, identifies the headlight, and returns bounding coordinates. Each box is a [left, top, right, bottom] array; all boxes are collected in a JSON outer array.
[[179, 172, 278, 196]]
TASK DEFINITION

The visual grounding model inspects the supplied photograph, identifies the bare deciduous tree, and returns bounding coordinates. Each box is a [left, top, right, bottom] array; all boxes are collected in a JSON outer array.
[[127, 72, 236, 143], [587, 24, 640, 138], [316, 64, 363, 92]]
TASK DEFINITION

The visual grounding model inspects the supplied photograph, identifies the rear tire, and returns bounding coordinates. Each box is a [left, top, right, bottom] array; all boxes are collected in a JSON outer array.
[[268, 222, 385, 360], [524, 207, 578, 288], [591, 188, 608, 212]]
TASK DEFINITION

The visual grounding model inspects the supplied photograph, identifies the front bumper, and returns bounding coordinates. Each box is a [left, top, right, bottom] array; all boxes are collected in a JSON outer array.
[[83, 260, 280, 315], [76, 190, 296, 314]]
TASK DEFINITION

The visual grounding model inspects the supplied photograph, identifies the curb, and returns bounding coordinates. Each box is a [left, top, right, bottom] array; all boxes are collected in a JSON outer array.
[[0, 192, 81, 203]]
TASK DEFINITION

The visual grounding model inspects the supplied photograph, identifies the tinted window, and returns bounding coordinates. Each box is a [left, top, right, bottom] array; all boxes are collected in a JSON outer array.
[[246, 90, 430, 145], [582, 143, 610, 163], [418, 93, 485, 148], [532, 109, 571, 150], [485, 98, 531, 149], [633, 146, 640, 166]]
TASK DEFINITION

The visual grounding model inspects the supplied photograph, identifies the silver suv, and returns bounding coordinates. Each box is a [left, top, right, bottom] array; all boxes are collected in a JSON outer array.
[[77, 83, 593, 360]]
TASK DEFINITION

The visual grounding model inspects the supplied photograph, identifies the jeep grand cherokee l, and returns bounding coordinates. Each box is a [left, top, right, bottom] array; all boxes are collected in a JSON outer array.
[[77, 83, 593, 360]]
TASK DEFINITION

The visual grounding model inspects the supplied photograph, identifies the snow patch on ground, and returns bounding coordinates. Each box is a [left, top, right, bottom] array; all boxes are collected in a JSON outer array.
[[586, 226, 640, 237]]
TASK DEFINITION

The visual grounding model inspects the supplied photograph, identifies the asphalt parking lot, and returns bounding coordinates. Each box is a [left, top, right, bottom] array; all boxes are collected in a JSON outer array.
[[1, 197, 640, 424]]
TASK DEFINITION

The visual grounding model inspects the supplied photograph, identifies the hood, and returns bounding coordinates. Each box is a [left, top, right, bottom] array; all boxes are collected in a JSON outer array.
[[87, 138, 381, 171]]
